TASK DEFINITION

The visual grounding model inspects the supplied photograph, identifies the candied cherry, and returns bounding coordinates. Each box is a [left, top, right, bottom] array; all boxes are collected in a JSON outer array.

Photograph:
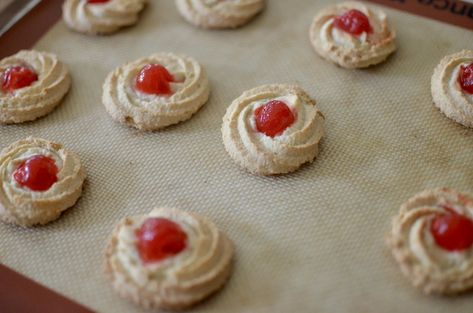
[[458, 63, 473, 95], [87, 0, 110, 4], [1, 66, 38, 93], [13, 155, 58, 192], [254, 100, 295, 137], [430, 211, 473, 252], [136, 217, 188, 264], [135, 64, 179, 96], [333, 9, 373, 36]]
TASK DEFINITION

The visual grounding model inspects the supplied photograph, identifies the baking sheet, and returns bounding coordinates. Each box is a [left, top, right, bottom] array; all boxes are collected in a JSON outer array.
[[1, 1, 473, 312]]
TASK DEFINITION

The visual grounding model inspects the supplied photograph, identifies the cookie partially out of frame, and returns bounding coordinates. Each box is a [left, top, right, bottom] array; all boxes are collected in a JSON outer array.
[[175, 0, 265, 29], [387, 188, 473, 295], [62, 0, 147, 35], [431, 50, 473, 127], [0, 138, 86, 227]]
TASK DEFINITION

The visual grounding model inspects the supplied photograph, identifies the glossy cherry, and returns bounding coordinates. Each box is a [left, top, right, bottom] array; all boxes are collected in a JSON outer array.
[[135, 64, 178, 96], [430, 211, 473, 252], [458, 63, 473, 94], [13, 155, 58, 192], [136, 217, 188, 264], [254, 100, 295, 137], [333, 9, 373, 36], [87, 0, 110, 4], [1, 66, 38, 93]]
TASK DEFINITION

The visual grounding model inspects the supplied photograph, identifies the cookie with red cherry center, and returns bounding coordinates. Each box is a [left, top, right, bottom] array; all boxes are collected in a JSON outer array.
[[105, 207, 234, 310], [221, 84, 325, 175], [309, 1, 396, 69], [387, 188, 473, 294], [0, 50, 71, 124], [431, 50, 473, 128], [102, 53, 210, 131], [0, 137, 86, 227]]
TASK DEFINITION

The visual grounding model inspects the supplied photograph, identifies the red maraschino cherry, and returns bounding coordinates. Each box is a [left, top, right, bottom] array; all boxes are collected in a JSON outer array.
[[254, 100, 295, 137], [458, 63, 473, 94], [1, 66, 38, 93], [13, 155, 58, 191], [135, 64, 178, 96], [333, 9, 373, 36], [136, 217, 188, 264], [431, 211, 473, 252]]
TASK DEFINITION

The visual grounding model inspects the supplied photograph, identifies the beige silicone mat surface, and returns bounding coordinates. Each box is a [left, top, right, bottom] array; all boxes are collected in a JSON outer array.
[[1, 1, 473, 312]]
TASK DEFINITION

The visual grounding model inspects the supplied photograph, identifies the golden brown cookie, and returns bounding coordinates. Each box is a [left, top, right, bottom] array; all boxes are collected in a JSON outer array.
[[175, 0, 265, 29], [0, 138, 86, 227], [102, 53, 210, 131], [0, 50, 71, 124], [387, 188, 473, 294], [105, 207, 234, 310], [222, 84, 325, 175], [309, 1, 396, 69], [62, 0, 147, 35], [431, 50, 473, 127]]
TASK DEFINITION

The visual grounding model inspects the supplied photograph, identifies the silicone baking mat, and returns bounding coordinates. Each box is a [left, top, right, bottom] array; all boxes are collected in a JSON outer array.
[[1, 1, 473, 312]]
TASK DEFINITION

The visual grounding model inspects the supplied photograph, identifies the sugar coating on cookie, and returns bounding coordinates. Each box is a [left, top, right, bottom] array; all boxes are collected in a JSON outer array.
[[0, 138, 86, 227], [309, 1, 396, 69], [62, 0, 147, 35], [431, 50, 473, 127], [387, 188, 473, 295], [222, 84, 325, 175], [105, 208, 234, 310], [0, 50, 71, 124], [175, 0, 265, 29], [102, 53, 210, 131]]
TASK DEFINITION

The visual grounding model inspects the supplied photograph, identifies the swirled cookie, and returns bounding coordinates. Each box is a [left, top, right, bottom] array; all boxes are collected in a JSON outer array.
[[0, 50, 71, 124], [387, 188, 473, 294], [0, 138, 86, 227], [103, 53, 210, 131], [222, 84, 325, 175], [175, 0, 265, 29], [105, 207, 234, 310], [309, 1, 396, 69], [432, 50, 473, 127], [62, 0, 147, 35]]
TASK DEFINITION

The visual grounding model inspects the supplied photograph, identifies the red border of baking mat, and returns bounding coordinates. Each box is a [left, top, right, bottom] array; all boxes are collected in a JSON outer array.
[[0, 0, 470, 311], [0, 264, 95, 313], [0, 0, 62, 59], [366, 0, 473, 30]]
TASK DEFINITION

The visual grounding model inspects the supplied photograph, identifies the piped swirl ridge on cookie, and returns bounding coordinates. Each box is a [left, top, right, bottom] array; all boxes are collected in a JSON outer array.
[[62, 0, 147, 35], [432, 50, 473, 127], [102, 53, 210, 131], [0, 50, 71, 124], [0, 138, 86, 227], [222, 84, 325, 175], [309, 1, 396, 69], [105, 207, 234, 310], [175, 0, 265, 29], [388, 188, 473, 294]]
